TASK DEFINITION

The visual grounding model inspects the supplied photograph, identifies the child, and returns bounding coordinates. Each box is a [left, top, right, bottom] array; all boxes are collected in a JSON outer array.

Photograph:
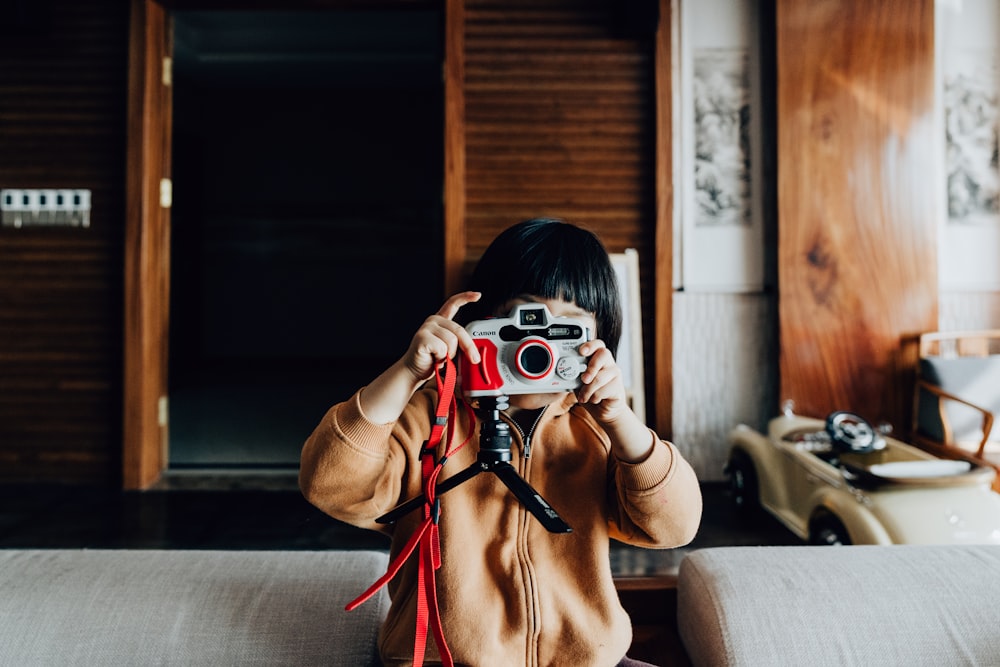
[[300, 218, 702, 667]]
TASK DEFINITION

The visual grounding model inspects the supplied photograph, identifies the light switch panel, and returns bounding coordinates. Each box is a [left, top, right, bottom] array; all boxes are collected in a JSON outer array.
[[1, 188, 91, 228]]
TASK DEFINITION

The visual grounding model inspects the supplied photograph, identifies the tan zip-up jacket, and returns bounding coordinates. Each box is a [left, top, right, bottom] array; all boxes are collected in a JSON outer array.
[[300, 388, 702, 667]]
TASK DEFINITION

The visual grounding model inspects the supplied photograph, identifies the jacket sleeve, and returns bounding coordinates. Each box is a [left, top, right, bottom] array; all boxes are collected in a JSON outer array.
[[298, 389, 434, 531], [607, 435, 703, 548]]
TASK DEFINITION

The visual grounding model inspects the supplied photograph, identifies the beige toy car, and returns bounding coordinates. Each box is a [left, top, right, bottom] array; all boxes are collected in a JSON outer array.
[[726, 405, 1000, 545]]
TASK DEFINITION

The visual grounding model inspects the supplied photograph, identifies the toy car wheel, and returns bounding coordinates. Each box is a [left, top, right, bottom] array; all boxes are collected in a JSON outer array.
[[825, 411, 877, 454], [809, 514, 852, 546], [726, 450, 759, 514]]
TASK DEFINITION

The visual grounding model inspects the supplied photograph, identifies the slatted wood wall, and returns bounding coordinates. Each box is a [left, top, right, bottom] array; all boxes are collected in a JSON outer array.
[[463, 0, 659, 409], [0, 1, 129, 484]]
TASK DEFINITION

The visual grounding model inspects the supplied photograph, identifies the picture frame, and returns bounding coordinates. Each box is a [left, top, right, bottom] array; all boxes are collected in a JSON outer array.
[[937, 0, 1000, 290], [675, 0, 765, 292]]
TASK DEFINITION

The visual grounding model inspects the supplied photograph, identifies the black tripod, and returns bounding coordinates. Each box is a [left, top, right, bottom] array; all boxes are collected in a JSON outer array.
[[376, 395, 572, 533]]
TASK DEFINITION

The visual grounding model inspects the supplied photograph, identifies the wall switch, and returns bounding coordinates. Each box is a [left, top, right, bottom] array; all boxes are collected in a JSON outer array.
[[1, 188, 91, 228]]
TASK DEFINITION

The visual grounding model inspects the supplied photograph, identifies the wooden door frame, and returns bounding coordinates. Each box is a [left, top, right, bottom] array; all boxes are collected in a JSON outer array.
[[654, 0, 674, 438], [124, 0, 453, 490], [124, 0, 172, 489]]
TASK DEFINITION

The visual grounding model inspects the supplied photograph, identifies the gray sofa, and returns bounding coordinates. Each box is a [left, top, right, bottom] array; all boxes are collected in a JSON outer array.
[[4, 545, 999, 666], [0, 549, 390, 666], [678, 545, 1000, 666]]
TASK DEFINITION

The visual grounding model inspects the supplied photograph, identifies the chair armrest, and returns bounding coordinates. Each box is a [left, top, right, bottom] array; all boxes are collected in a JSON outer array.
[[916, 380, 995, 458]]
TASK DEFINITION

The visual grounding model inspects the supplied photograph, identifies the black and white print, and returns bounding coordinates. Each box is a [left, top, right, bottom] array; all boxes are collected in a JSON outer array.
[[693, 48, 751, 227], [945, 52, 1000, 225]]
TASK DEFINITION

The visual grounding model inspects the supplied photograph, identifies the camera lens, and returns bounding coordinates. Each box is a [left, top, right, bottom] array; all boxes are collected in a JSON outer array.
[[515, 340, 553, 379]]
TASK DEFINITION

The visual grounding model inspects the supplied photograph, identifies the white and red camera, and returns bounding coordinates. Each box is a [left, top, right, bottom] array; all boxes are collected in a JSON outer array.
[[459, 304, 591, 398]]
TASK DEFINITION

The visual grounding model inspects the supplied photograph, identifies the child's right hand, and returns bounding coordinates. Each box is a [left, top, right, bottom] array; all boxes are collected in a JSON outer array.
[[359, 292, 481, 424], [400, 291, 482, 383]]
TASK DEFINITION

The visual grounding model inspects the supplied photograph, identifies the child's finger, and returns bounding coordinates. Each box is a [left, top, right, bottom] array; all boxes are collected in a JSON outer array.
[[579, 338, 606, 358], [581, 346, 613, 384], [437, 291, 481, 321], [425, 319, 472, 361], [454, 327, 481, 364]]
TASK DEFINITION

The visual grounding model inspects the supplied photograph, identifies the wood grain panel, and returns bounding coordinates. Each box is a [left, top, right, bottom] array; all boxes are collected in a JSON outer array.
[[653, 0, 673, 439], [123, 0, 173, 490], [0, 1, 129, 484], [777, 0, 938, 428], [462, 0, 661, 422], [444, 0, 467, 296]]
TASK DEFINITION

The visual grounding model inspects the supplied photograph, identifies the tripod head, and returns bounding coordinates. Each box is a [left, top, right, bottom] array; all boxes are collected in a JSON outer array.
[[471, 395, 513, 464]]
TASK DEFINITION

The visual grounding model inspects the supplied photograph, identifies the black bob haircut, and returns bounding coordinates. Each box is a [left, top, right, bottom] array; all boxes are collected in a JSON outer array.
[[460, 218, 623, 357]]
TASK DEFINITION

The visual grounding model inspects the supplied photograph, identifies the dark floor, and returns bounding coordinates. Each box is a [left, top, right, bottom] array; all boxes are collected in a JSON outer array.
[[0, 481, 801, 577]]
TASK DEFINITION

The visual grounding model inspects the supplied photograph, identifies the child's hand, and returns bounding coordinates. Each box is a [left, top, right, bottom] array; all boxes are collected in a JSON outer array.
[[576, 340, 655, 463], [358, 292, 481, 425], [575, 340, 630, 424], [401, 291, 482, 383]]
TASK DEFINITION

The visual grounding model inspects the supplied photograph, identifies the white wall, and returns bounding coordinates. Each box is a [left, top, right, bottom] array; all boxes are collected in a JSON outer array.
[[671, 292, 776, 481]]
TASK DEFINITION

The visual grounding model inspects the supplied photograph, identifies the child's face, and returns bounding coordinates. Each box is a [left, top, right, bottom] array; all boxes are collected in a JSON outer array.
[[496, 295, 597, 411]]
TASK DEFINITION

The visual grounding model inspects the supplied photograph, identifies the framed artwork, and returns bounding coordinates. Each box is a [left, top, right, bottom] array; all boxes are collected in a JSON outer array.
[[693, 48, 752, 228], [944, 52, 999, 226], [676, 0, 765, 292], [937, 0, 1000, 290]]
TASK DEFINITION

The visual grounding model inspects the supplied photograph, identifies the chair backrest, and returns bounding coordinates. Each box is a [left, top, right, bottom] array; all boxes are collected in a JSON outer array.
[[918, 356, 1000, 442], [610, 249, 645, 422], [918, 330, 1000, 358], [914, 330, 1000, 449]]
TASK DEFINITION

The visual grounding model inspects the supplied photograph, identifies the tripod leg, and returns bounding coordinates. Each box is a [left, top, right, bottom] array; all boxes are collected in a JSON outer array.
[[376, 462, 487, 525], [491, 463, 572, 533]]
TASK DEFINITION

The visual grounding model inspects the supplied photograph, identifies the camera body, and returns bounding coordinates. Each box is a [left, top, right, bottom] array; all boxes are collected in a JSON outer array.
[[459, 303, 591, 398]]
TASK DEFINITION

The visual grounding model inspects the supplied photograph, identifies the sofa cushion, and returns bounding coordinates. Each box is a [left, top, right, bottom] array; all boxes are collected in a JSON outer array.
[[678, 545, 1000, 666], [0, 549, 390, 667]]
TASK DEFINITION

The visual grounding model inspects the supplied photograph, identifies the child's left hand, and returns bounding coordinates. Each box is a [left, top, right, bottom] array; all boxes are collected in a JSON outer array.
[[576, 340, 655, 463], [575, 340, 629, 424]]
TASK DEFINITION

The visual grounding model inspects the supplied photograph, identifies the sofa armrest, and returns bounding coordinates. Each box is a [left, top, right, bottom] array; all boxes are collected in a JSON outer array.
[[678, 545, 1000, 666], [0, 549, 390, 666]]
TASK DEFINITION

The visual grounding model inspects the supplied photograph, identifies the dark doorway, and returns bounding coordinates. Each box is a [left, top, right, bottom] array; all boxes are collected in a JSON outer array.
[[168, 10, 444, 470]]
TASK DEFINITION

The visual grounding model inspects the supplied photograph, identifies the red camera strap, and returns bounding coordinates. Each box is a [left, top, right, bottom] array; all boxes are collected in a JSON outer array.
[[345, 356, 474, 667]]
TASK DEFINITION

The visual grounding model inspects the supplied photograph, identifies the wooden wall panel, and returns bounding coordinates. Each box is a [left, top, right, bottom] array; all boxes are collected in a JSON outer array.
[[0, 2, 129, 484], [462, 0, 660, 421], [777, 0, 938, 428]]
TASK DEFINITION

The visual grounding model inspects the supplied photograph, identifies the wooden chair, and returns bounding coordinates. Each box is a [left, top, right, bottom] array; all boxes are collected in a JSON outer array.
[[610, 250, 645, 423], [911, 330, 1000, 491]]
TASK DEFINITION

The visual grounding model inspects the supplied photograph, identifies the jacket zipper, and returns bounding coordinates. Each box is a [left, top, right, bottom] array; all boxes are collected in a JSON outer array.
[[505, 407, 547, 459], [503, 407, 546, 666]]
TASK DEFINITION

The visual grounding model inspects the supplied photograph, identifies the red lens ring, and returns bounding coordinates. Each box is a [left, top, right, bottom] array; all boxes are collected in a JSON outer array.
[[515, 339, 554, 380]]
